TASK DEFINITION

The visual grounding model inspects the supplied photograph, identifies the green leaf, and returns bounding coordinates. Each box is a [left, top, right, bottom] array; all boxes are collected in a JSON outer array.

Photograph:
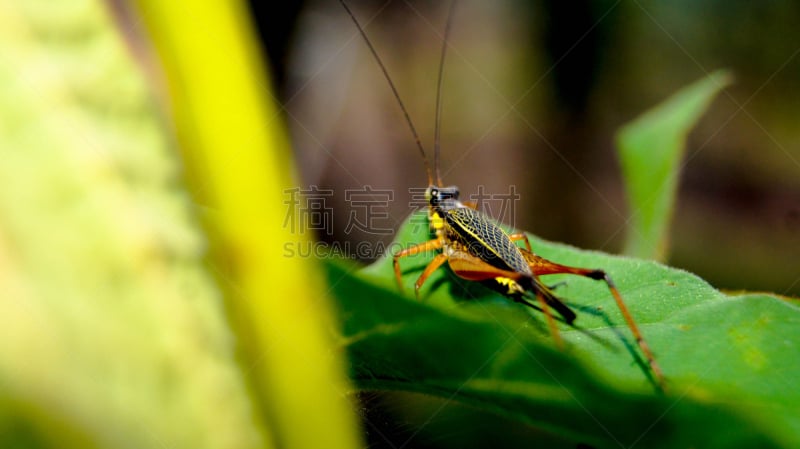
[[329, 211, 800, 448], [617, 70, 732, 261]]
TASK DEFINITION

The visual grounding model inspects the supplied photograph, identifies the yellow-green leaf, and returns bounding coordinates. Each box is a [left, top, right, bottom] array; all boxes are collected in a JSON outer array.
[[131, 1, 362, 448], [0, 1, 263, 447]]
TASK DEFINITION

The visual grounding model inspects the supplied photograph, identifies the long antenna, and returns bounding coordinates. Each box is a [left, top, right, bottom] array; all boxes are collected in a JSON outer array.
[[338, 0, 433, 186], [434, 0, 457, 187]]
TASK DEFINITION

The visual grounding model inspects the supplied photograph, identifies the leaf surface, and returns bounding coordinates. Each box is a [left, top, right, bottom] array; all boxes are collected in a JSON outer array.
[[329, 211, 800, 448]]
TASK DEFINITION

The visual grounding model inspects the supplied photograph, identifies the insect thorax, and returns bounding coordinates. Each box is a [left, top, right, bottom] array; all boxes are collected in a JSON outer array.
[[426, 185, 461, 236]]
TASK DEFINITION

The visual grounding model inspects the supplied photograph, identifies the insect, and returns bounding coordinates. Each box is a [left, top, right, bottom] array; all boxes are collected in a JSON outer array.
[[338, 0, 664, 388]]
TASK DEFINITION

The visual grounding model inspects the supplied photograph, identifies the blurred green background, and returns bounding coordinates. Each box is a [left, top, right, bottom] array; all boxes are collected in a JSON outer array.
[[260, 0, 800, 297]]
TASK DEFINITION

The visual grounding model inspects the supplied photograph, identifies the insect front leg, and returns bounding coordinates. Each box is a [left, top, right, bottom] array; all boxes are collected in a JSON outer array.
[[393, 238, 443, 293], [413, 253, 448, 301]]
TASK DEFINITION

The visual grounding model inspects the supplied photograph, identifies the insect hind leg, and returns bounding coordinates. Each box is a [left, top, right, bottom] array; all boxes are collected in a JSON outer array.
[[520, 248, 665, 389]]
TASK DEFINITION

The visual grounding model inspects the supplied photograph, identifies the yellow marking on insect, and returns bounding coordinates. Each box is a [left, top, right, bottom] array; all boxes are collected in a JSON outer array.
[[495, 276, 521, 295], [496, 277, 513, 286], [431, 212, 445, 231]]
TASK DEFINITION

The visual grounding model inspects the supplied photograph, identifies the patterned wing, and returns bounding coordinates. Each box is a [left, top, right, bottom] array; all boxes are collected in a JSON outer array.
[[444, 207, 531, 275]]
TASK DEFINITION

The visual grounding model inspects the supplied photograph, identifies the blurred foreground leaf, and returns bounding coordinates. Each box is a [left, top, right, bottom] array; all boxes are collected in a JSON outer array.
[[617, 70, 732, 261], [328, 211, 800, 448], [133, 0, 362, 448], [0, 1, 262, 448]]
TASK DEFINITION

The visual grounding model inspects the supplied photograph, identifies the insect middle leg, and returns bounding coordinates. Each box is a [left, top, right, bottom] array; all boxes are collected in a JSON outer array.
[[532, 290, 563, 348], [446, 248, 565, 346], [412, 253, 448, 300], [508, 232, 533, 252]]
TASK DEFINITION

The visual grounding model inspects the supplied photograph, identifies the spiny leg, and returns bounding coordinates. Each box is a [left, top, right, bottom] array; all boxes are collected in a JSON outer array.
[[520, 248, 665, 388], [393, 238, 443, 292], [599, 272, 664, 387]]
